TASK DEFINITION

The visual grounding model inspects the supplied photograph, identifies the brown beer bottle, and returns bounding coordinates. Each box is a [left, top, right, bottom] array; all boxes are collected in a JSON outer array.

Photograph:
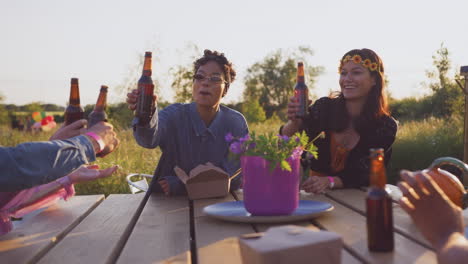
[[64, 78, 84, 125], [294, 62, 308, 118], [135, 51, 155, 126], [88, 85, 108, 127], [366, 148, 394, 252]]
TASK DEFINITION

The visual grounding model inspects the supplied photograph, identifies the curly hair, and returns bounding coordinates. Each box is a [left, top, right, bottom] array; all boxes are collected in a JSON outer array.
[[193, 49, 236, 96]]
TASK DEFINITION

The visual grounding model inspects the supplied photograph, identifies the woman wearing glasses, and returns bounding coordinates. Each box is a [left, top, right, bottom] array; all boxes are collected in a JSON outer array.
[[126, 49, 248, 195]]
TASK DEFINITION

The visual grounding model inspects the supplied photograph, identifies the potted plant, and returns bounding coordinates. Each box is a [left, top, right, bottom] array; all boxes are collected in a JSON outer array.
[[225, 131, 322, 216]]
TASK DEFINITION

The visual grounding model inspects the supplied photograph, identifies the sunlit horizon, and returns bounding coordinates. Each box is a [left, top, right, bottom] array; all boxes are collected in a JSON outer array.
[[1, 0, 467, 107]]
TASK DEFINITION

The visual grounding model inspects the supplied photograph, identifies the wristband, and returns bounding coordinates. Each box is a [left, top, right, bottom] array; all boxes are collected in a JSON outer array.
[[86, 132, 105, 154], [327, 176, 335, 189]]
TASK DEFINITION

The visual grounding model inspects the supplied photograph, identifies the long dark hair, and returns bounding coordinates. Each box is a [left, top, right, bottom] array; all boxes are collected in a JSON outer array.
[[331, 48, 390, 133]]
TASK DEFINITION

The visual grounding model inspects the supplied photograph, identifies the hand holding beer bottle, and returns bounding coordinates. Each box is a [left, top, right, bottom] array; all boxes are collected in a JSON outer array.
[[49, 119, 87, 141], [86, 122, 120, 157], [88, 85, 108, 128], [294, 62, 308, 118], [130, 51, 156, 126], [126, 89, 157, 112], [285, 63, 311, 129]]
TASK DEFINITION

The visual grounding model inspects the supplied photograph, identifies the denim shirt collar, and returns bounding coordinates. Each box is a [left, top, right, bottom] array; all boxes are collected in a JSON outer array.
[[189, 103, 224, 139]]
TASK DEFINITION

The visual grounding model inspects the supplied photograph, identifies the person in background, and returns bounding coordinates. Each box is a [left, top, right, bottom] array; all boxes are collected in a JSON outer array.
[[399, 170, 468, 264], [281, 48, 397, 194], [127, 49, 248, 195]]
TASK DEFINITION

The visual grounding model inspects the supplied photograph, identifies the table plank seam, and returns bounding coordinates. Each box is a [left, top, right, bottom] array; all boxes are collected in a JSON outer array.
[[108, 191, 152, 264], [325, 192, 366, 215], [28, 195, 105, 264]]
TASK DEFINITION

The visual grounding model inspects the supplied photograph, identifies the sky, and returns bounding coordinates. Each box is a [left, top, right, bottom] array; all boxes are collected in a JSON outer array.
[[1, 0, 467, 107]]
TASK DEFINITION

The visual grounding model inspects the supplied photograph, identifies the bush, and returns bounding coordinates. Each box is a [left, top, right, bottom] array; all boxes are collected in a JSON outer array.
[[242, 99, 266, 124]]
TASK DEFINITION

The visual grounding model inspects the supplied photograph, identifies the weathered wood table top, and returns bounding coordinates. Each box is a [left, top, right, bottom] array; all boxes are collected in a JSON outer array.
[[2, 187, 461, 263]]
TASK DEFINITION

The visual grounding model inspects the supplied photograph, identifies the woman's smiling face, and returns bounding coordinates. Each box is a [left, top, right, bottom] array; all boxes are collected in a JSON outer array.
[[339, 61, 376, 101]]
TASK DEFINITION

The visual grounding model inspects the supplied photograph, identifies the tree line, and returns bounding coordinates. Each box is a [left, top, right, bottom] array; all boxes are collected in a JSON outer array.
[[1, 44, 464, 130]]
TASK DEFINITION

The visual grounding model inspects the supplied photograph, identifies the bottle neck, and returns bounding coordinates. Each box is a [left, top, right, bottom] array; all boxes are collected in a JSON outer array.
[[94, 88, 107, 111], [69, 84, 81, 106], [370, 157, 387, 189], [142, 56, 152, 75], [143, 69, 152, 77], [296, 65, 305, 84]]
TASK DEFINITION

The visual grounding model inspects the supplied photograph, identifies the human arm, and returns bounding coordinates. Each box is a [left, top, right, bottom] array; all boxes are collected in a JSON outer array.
[[8, 165, 118, 212], [0, 135, 96, 192], [49, 119, 87, 140], [437, 232, 468, 264], [127, 88, 163, 148], [301, 176, 344, 193], [0, 119, 119, 192], [398, 170, 468, 263], [281, 96, 304, 137]]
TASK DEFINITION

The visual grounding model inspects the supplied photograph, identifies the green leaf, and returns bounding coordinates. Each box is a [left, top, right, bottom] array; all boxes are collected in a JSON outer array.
[[281, 160, 292, 172]]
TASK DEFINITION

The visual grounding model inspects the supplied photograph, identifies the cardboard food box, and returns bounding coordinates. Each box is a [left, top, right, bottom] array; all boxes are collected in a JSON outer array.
[[174, 163, 231, 200], [239, 225, 342, 264]]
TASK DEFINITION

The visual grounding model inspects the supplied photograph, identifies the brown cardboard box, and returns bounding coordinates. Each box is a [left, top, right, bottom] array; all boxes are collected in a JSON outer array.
[[174, 163, 230, 200], [239, 225, 342, 264]]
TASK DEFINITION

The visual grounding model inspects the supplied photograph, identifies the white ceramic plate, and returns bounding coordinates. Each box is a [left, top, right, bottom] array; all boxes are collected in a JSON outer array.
[[203, 200, 334, 224]]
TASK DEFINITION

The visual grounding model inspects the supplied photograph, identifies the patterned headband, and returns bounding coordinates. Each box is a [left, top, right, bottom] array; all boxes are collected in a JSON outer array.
[[338, 54, 381, 73]]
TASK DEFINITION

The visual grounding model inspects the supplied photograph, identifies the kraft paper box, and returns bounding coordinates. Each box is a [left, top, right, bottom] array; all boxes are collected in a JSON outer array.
[[174, 163, 230, 200], [239, 225, 342, 264]]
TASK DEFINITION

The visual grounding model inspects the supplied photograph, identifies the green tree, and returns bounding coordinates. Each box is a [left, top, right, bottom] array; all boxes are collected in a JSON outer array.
[[170, 43, 201, 103], [24, 102, 43, 113], [424, 43, 463, 117], [242, 99, 266, 124], [171, 65, 193, 103], [243, 46, 323, 119]]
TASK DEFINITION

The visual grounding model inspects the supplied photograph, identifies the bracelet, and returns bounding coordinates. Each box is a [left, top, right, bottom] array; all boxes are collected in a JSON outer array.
[[328, 176, 335, 189], [85, 132, 105, 154]]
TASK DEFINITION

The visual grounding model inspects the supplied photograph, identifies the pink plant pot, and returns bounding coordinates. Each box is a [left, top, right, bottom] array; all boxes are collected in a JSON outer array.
[[241, 155, 300, 216]]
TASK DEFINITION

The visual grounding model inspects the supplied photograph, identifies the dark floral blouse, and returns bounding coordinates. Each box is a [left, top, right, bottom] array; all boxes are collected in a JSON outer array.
[[294, 97, 398, 188]]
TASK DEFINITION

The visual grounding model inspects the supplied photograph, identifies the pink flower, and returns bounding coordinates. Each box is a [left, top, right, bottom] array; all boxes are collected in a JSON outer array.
[[290, 147, 303, 159]]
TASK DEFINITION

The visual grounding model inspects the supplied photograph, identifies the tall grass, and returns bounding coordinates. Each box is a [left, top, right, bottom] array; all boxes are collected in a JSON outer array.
[[387, 116, 463, 183], [1, 115, 464, 194]]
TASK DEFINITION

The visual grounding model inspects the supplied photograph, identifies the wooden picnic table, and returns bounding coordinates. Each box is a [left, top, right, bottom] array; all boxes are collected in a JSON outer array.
[[2, 187, 465, 263]]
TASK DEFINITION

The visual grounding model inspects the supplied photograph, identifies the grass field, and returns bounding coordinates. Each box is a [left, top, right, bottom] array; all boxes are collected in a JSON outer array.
[[0, 115, 463, 195]]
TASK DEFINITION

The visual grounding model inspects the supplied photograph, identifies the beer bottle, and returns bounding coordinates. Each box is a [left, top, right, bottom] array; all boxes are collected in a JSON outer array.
[[294, 62, 308, 118], [135, 51, 155, 126], [366, 148, 394, 252], [64, 78, 84, 125], [88, 85, 108, 127]]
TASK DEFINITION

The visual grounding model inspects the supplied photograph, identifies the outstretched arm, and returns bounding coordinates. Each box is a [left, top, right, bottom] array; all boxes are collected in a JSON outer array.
[[398, 170, 468, 263]]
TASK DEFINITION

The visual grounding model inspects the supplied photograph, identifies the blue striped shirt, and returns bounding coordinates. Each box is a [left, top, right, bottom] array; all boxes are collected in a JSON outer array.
[[133, 102, 248, 195], [0, 135, 96, 191]]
